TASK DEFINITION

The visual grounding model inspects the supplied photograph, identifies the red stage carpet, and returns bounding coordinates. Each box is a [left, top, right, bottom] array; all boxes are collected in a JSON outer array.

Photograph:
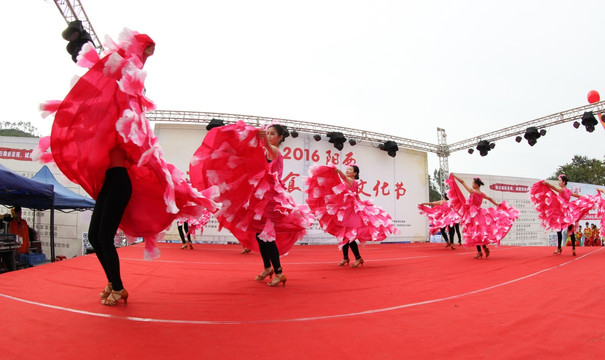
[[1, 242, 604, 359]]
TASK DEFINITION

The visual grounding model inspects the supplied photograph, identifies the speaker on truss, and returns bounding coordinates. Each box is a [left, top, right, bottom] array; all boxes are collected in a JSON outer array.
[[581, 111, 598, 132], [62, 20, 94, 63], [206, 118, 224, 130], [327, 132, 347, 151]]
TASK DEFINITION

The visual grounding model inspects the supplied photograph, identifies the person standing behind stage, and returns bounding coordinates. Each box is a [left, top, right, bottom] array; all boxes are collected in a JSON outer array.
[[530, 174, 595, 256], [575, 225, 583, 246], [9, 206, 29, 255], [446, 174, 519, 259], [582, 223, 590, 246], [305, 164, 399, 267], [591, 224, 601, 246]]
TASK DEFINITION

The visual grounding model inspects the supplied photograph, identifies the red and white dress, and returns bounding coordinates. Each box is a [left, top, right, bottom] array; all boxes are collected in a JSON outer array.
[[35, 29, 220, 259], [304, 165, 399, 247], [417, 201, 461, 235], [189, 121, 313, 255], [446, 174, 519, 247], [529, 180, 596, 232], [177, 209, 213, 237]]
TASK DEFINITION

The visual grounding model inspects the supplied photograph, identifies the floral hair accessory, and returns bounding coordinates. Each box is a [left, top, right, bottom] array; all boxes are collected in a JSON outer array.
[[558, 174, 566, 179]]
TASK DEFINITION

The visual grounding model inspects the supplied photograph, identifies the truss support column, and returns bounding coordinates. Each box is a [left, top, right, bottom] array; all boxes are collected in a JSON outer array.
[[436, 127, 449, 195]]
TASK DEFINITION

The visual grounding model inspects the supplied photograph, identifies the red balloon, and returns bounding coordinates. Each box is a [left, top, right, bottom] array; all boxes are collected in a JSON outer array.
[[587, 90, 600, 104]]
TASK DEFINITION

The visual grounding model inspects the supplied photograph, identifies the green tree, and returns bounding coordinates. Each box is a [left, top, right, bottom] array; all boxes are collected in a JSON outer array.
[[428, 168, 447, 201], [0, 121, 39, 137], [549, 155, 605, 185]]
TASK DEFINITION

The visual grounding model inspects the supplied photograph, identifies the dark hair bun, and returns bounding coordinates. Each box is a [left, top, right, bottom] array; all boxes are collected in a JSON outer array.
[[270, 124, 289, 143]]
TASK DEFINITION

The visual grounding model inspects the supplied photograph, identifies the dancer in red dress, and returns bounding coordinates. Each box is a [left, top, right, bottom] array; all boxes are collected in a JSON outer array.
[[446, 174, 519, 259], [305, 164, 399, 267], [177, 210, 212, 250], [36, 29, 220, 305], [530, 174, 596, 256], [418, 194, 461, 250], [190, 121, 313, 286]]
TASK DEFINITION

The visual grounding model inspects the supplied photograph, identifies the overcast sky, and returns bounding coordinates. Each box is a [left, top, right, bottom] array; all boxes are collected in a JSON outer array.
[[3, 1, 605, 181]]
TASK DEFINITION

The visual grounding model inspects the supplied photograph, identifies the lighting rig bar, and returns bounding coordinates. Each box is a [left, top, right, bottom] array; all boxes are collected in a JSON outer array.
[[447, 101, 605, 153], [53, 0, 103, 51], [146, 110, 440, 154]]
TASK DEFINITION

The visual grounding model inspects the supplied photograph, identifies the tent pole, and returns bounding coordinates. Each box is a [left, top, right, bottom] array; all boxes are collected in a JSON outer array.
[[50, 197, 55, 262]]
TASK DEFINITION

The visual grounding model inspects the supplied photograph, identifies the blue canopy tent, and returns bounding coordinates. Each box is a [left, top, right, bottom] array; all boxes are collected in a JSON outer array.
[[0, 164, 96, 262], [31, 166, 95, 211], [0, 163, 54, 263], [30, 165, 95, 261], [0, 164, 54, 210]]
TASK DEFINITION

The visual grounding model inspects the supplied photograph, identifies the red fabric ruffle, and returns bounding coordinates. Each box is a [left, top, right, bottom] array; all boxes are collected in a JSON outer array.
[[446, 174, 519, 247], [418, 201, 461, 235], [37, 29, 220, 259], [304, 165, 399, 247], [189, 121, 313, 255], [529, 180, 597, 232]]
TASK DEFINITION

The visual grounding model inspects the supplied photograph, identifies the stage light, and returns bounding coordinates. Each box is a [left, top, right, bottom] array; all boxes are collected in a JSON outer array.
[[348, 139, 357, 146], [291, 130, 298, 138], [539, 129, 547, 136], [313, 134, 321, 141], [489, 142, 495, 150], [515, 136, 522, 143], [523, 127, 541, 146], [476, 140, 491, 156], [327, 132, 347, 151], [206, 118, 224, 130], [381, 140, 398, 158], [581, 111, 598, 132], [573, 121, 580, 129], [62, 20, 94, 63], [468, 148, 474, 154]]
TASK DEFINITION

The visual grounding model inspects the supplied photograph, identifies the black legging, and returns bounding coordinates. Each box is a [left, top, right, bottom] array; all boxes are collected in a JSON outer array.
[[88, 167, 132, 292], [557, 225, 576, 250], [441, 227, 450, 243], [178, 222, 191, 244], [476, 245, 488, 252], [257, 234, 282, 274], [342, 241, 361, 260], [451, 224, 462, 244]]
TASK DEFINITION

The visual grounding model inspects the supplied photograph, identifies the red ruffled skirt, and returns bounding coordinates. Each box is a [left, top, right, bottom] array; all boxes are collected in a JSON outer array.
[[189, 121, 313, 255], [305, 165, 399, 247], [446, 175, 519, 247]]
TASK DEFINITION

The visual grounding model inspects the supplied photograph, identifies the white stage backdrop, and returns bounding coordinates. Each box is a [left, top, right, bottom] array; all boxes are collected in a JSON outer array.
[[154, 123, 429, 245]]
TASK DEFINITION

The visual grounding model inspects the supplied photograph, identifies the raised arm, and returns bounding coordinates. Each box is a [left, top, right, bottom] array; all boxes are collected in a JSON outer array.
[[335, 168, 353, 186], [544, 181, 563, 194], [483, 194, 500, 207], [258, 129, 280, 160], [452, 174, 473, 194], [420, 200, 444, 206]]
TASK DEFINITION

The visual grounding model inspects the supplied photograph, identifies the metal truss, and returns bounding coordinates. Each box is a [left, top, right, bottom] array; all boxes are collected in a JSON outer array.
[[447, 101, 605, 152], [146, 110, 440, 153], [52, 0, 103, 51], [147, 101, 605, 181]]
